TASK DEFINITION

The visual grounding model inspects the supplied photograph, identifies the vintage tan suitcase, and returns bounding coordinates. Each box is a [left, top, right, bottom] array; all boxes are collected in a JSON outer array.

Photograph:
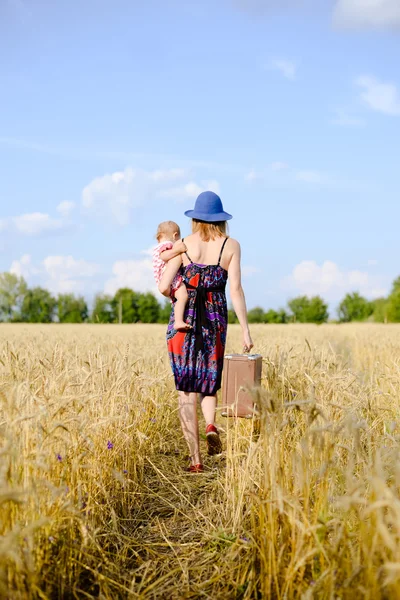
[[221, 354, 262, 418]]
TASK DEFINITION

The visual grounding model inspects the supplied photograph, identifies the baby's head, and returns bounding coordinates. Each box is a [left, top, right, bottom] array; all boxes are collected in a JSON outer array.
[[156, 221, 181, 243]]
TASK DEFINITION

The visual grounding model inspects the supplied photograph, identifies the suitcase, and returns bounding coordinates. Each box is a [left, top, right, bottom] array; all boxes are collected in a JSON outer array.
[[221, 354, 262, 418]]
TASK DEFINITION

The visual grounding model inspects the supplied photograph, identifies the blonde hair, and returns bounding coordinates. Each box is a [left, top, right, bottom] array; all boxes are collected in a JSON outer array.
[[192, 219, 227, 242], [156, 221, 181, 242]]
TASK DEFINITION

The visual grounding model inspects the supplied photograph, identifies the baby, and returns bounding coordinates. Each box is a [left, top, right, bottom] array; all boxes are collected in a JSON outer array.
[[153, 221, 190, 331]]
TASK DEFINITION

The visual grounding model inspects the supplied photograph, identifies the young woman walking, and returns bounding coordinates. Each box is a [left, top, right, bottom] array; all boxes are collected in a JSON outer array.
[[159, 191, 253, 472]]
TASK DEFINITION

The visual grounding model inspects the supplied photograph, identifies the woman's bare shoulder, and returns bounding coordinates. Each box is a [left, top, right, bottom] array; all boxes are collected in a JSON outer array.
[[182, 233, 196, 242], [226, 237, 240, 251]]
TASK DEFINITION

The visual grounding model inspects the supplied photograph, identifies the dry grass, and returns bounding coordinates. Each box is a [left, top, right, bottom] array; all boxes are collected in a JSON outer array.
[[2, 323, 400, 599]]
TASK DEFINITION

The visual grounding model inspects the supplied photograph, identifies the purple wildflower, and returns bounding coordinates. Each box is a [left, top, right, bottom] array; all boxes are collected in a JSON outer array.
[[56, 454, 62, 462], [150, 418, 156, 423], [123, 470, 128, 474], [107, 441, 114, 450]]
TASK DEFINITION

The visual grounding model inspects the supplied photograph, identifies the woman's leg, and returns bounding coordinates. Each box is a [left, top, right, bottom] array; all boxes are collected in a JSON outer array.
[[201, 394, 222, 455], [178, 391, 202, 465], [200, 394, 217, 426]]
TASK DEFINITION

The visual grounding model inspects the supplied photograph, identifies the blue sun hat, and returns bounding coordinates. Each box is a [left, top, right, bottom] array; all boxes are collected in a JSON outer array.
[[184, 191, 232, 222]]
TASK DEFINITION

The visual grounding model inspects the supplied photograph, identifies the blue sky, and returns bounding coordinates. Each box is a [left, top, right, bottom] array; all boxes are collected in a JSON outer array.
[[1, 0, 399, 313]]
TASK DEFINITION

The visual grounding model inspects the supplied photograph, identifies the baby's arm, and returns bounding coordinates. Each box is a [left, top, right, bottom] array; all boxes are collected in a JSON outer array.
[[159, 256, 182, 296], [160, 240, 187, 263]]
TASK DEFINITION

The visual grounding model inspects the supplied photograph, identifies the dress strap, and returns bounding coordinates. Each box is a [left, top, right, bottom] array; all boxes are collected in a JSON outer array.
[[217, 237, 229, 266], [182, 238, 192, 263]]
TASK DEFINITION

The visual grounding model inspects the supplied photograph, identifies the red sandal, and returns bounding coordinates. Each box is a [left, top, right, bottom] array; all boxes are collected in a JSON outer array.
[[186, 463, 204, 473], [206, 424, 222, 456]]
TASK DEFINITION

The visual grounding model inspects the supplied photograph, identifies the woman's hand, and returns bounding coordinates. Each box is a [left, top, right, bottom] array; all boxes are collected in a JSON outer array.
[[243, 330, 254, 354]]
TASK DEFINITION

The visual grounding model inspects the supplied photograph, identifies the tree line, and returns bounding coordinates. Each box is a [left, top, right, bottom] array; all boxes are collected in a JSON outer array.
[[244, 276, 400, 324], [1, 272, 400, 324]]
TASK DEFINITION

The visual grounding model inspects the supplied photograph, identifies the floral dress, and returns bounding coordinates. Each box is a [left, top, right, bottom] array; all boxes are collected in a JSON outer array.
[[166, 238, 229, 395]]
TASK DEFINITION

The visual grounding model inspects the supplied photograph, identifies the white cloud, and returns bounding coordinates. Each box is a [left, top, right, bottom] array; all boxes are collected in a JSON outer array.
[[159, 180, 220, 202], [57, 201, 76, 217], [205, 180, 220, 193], [245, 169, 261, 182], [43, 255, 99, 279], [269, 161, 288, 171], [151, 168, 188, 182], [14, 213, 61, 235], [282, 260, 387, 300], [1, 212, 64, 236], [8, 254, 101, 294], [104, 258, 158, 296], [9, 254, 39, 279], [269, 59, 296, 80], [82, 167, 213, 225], [331, 110, 365, 128], [333, 0, 400, 30], [233, 0, 400, 31], [43, 256, 100, 294], [296, 170, 325, 184], [159, 182, 202, 200], [356, 75, 400, 116]]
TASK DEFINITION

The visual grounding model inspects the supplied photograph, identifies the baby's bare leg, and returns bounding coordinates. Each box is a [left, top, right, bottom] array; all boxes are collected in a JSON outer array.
[[174, 285, 191, 331]]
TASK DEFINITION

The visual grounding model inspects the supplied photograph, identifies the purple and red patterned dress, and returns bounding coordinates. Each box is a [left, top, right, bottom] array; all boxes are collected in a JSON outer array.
[[167, 238, 229, 395]]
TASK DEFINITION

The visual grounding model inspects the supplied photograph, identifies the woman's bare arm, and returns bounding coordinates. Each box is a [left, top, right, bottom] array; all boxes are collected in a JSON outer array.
[[158, 255, 182, 297], [228, 240, 254, 352]]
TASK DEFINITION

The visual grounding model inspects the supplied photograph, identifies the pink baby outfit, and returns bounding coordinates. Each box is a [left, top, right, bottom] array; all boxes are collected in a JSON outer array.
[[152, 242, 182, 297]]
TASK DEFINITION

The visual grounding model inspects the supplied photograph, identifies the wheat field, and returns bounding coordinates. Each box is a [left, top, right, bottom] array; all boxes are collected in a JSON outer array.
[[1, 323, 400, 599]]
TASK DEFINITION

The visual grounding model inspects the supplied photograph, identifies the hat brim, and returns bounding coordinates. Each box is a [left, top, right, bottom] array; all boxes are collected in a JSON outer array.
[[184, 210, 233, 222]]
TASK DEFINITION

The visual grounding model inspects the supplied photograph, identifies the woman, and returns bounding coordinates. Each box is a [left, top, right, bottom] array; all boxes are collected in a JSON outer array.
[[159, 191, 253, 472]]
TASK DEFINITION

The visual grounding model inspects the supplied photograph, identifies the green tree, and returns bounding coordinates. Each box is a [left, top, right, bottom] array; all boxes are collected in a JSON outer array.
[[111, 288, 140, 323], [264, 308, 288, 324], [58, 294, 88, 323], [0, 273, 27, 322], [21, 287, 56, 323], [228, 307, 238, 324], [247, 307, 265, 323], [137, 292, 160, 323], [288, 296, 309, 323], [371, 297, 389, 323], [288, 295, 328, 324], [92, 294, 114, 323], [306, 296, 329, 324], [338, 292, 373, 323], [387, 291, 400, 322], [158, 300, 172, 324], [385, 276, 400, 323], [391, 277, 400, 293]]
